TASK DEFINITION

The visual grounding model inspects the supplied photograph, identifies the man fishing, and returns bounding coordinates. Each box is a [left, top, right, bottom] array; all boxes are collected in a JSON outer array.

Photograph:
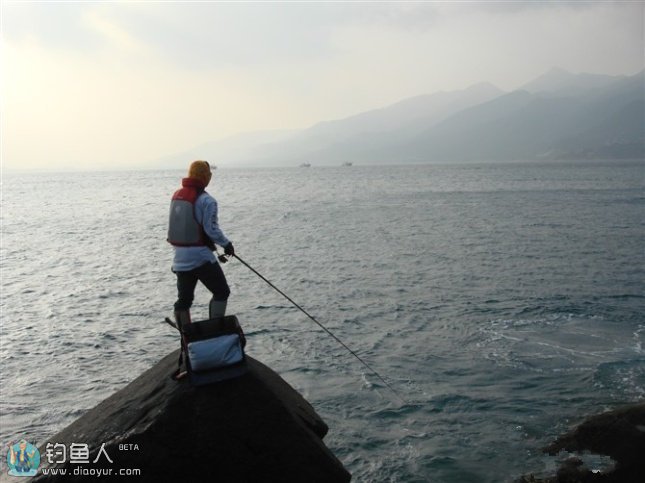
[[167, 160, 234, 327]]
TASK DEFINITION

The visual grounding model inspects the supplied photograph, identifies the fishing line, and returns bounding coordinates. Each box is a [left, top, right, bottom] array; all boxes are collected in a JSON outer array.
[[232, 253, 406, 404]]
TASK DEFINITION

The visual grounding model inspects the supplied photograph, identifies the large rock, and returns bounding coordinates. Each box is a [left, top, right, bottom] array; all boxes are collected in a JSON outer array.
[[31, 351, 351, 482], [518, 401, 645, 482]]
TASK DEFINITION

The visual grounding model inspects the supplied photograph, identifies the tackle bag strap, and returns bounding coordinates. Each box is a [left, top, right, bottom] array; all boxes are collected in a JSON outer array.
[[164, 317, 187, 380], [171, 344, 185, 380]]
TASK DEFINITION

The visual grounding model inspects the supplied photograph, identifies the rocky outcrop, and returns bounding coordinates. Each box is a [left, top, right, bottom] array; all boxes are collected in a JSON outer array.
[[33, 351, 351, 482], [519, 401, 645, 483]]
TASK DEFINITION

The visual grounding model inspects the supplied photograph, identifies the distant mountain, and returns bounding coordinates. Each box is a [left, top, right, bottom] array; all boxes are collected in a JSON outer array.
[[152, 68, 644, 167], [150, 82, 504, 168], [520, 67, 623, 97], [240, 82, 505, 166], [288, 82, 503, 142], [549, 70, 645, 159], [373, 69, 644, 163]]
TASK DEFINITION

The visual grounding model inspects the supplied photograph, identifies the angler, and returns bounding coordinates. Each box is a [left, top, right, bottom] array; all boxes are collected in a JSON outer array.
[[168, 160, 235, 328]]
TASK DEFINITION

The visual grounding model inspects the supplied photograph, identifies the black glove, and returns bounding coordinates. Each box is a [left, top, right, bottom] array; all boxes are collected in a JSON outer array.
[[224, 242, 235, 256]]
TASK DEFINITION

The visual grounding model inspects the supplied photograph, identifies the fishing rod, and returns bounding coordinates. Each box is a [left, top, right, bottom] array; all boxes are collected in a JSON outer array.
[[232, 253, 406, 404]]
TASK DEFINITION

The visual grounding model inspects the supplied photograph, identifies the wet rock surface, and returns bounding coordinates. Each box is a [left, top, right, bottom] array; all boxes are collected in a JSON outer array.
[[31, 351, 351, 482], [519, 401, 645, 483]]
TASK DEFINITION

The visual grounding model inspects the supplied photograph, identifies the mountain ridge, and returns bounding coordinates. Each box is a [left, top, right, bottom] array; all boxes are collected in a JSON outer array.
[[152, 68, 644, 168]]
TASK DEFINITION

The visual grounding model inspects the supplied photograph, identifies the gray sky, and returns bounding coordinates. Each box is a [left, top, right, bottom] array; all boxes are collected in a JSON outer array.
[[2, 1, 643, 170]]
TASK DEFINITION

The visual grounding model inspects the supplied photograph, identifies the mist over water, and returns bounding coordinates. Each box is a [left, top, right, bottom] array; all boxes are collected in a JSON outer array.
[[1, 161, 644, 482]]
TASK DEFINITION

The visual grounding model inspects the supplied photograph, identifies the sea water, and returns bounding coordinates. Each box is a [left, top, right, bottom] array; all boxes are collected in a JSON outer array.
[[1, 161, 643, 482]]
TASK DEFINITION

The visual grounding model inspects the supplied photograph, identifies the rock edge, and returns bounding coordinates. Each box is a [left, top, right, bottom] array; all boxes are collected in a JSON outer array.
[[29, 351, 351, 482]]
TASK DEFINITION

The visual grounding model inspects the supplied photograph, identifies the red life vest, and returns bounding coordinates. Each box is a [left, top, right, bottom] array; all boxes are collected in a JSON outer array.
[[167, 178, 212, 248]]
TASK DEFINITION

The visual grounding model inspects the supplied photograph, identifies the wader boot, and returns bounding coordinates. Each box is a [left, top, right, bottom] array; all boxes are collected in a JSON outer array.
[[173, 310, 191, 380], [209, 298, 227, 319]]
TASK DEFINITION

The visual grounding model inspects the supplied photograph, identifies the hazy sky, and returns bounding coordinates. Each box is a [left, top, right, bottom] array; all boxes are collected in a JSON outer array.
[[2, 1, 643, 171]]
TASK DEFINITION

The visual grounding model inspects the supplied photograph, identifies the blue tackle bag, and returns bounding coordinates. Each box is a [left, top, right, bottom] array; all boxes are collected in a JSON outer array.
[[172, 315, 249, 385]]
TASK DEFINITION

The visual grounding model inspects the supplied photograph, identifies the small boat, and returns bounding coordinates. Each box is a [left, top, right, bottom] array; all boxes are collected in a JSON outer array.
[[299, 163, 311, 168], [342, 162, 353, 167]]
